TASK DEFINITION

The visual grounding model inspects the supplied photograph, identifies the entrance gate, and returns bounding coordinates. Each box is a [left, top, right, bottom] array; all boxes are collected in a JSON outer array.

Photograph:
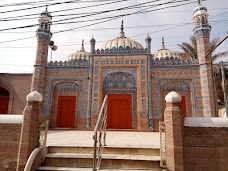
[[107, 94, 132, 129], [56, 96, 76, 128]]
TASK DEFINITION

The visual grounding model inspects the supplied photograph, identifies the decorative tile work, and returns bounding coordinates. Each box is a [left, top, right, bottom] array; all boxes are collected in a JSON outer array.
[[116, 60, 124, 64], [162, 81, 190, 91], [48, 59, 89, 67], [95, 66, 99, 74], [152, 58, 199, 66], [141, 66, 145, 74], [42, 68, 89, 121], [103, 68, 137, 80], [101, 61, 109, 65], [131, 60, 139, 64], [54, 82, 80, 91], [141, 82, 145, 90], [103, 72, 136, 89], [93, 99, 98, 109], [94, 82, 98, 91], [151, 78, 194, 119], [141, 60, 145, 64], [95, 48, 148, 55]]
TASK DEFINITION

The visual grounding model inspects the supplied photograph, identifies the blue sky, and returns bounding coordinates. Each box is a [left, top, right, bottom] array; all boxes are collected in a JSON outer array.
[[0, 0, 228, 73]]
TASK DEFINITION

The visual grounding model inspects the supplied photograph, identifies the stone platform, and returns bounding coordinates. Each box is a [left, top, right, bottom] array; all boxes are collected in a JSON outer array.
[[47, 130, 160, 148]]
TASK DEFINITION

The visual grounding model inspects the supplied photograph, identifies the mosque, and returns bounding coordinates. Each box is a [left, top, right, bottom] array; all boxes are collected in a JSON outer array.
[[0, 1, 217, 131]]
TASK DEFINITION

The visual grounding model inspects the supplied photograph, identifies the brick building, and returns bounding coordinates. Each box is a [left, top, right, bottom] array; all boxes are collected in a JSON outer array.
[[0, 2, 217, 131]]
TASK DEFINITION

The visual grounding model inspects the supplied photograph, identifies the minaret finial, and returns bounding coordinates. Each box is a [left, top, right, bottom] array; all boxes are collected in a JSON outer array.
[[120, 20, 125, 38], [161, 37, 165, 50], [80, 39, 85, 52]]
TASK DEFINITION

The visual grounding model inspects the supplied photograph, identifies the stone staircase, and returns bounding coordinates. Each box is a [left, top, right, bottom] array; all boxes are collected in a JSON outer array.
[[38, 146, 161, 171], [37, 130, 162, 171]]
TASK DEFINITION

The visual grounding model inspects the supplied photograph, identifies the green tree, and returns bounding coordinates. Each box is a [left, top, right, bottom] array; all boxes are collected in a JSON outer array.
[[178, 36, 228, 62]]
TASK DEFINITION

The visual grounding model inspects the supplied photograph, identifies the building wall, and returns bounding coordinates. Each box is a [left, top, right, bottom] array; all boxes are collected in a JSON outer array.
[[183, 127, 228, 171], [151, 64, 199, 131], [44, 67, 89, 129], [91, 55, 150, 131], [0, 73, 32, 114], [0, 123, 21, 171]]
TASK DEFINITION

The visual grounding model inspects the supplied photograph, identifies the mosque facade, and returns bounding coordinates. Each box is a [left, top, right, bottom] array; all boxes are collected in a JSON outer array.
[[0, 2, 217, 131]]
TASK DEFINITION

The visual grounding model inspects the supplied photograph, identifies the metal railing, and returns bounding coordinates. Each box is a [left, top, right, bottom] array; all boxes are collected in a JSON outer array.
[[92, 95, 108, 171], [159, 121, 167, 169], [39, 119, 49, 163]]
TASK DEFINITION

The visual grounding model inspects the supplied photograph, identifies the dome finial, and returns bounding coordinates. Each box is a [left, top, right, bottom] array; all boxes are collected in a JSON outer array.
[[80, 39, 85, 52], [198, 0, 201, 5], [161, 37, 165, 50], [46, 5, 48, 11], [120, 20, 125, 38]]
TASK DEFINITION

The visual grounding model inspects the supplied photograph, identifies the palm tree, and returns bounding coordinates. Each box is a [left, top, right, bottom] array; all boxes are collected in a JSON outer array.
[[178, 36, 228, 62]]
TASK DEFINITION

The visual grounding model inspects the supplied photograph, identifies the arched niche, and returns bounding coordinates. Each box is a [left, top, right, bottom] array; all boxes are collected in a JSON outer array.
[[0, 81, 14, 114], [103, 72, 136, 89]]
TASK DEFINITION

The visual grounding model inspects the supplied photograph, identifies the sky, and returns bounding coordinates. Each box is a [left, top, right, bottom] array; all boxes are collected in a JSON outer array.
[[0, 0, 228, 73]]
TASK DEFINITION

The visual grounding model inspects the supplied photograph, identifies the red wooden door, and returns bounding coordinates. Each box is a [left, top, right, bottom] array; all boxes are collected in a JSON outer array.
[[107, 94, 132, 129], [56, 96, 76, 128], [0, 96, 9, 114], [181, 96, 187, 117]]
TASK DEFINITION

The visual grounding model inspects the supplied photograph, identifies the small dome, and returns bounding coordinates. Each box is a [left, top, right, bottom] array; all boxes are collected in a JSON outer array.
[[101, 38, 144, 50], [100, 20, 144, 50], [40, 6, 52, 19], [194, 4, 207, 14], [66, 40, 90, 61], [153, 37, 180, 59], [90, 35, 96, 43]]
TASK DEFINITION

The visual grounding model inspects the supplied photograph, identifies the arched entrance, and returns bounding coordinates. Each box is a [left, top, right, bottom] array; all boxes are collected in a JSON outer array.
[[0, 87, 10, 114], [103, 72, 136, 129], [162, 80, 192, 117]]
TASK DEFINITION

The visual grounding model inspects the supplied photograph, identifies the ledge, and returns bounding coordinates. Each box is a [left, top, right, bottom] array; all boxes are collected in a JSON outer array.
[[0, 115, 23, 124], [184, 117, 228, 127]]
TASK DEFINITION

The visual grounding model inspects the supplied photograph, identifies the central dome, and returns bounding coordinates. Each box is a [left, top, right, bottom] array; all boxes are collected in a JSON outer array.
[[101, 21, 144, 50]]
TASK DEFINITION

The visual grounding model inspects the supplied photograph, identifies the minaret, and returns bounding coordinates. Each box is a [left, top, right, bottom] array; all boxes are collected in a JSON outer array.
[[31, 7, 52, 95], [145, 34, 152, 53], [193, 1, 216, 116], [90, 35, 96, 55]]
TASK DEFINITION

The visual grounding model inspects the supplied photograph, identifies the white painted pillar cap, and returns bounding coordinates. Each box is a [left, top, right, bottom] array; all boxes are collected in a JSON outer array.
[[165, 91, 182, 103], [26, 91, 43, 102]]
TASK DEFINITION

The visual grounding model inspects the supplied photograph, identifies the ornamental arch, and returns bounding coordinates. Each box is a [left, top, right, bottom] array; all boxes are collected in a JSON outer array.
[[161, 80, 193, 117], [50, 81, 80, 128]]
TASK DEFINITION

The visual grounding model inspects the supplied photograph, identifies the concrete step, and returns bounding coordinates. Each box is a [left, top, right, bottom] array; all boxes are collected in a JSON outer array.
[[43, 153, 160, 169], [48, 146, 160, 156], [38, 166, 162, 171]]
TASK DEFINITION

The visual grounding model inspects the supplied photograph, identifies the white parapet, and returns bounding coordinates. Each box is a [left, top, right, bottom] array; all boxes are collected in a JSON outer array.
[[184, 117, 228, 127], [0, 115, 23, 124]]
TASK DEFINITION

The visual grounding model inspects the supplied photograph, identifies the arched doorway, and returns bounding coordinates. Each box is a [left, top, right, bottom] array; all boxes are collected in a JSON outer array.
[[162, 80, 192, 117], [0, 87, 10, 114], [103, 72, 136, 129]]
